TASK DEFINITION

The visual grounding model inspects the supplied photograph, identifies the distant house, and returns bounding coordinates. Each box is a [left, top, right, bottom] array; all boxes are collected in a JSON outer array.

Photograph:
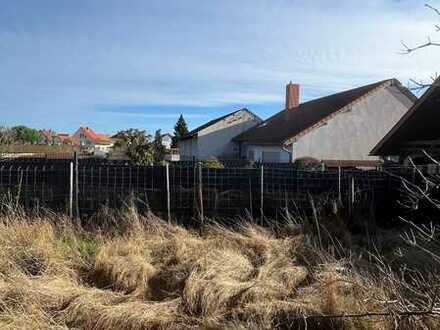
[[178, 109, 262, 161], [161, 133, 173, 150], [161, 133, 180, 161], [72, 127, 114, 156], [165, 148, 180, 162], [371, 77, 440, 164], [233, 79, 416, 165]]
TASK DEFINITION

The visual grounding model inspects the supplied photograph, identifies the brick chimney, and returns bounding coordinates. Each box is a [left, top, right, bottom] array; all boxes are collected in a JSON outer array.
[[285, 82, 300, 110]]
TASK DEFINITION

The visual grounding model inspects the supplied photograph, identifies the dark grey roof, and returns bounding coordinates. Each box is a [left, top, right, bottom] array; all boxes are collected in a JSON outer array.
[[371, 77, 440, 156], [234, 79, 415, 145], [181, 108, 260, 140]]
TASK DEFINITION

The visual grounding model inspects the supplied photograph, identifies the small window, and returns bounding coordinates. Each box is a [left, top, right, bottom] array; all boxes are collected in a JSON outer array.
[[248, 150, 255, 161]]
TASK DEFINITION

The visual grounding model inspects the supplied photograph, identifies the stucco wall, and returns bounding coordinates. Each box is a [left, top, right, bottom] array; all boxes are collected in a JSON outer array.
[[180, 110, 261, 160], [179, 138, 198, 160], [198, 111, 261, 160], [291, 85, 414, 161]]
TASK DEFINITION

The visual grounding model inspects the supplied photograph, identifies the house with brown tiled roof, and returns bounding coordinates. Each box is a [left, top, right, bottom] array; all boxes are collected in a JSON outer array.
[[233, 79, 416, 165]]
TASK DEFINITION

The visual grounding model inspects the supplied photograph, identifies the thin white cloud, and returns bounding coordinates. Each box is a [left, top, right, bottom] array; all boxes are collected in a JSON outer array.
[[0, 0, 439, 131]]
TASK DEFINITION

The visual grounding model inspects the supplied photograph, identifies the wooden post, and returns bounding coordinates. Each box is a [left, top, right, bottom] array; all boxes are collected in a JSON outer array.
[[74, 151, 79, 219], [165, 163, 171, 224], [198, 164, 204, 223], [260, 165, 264, 222], [69, 162, 73, 218]]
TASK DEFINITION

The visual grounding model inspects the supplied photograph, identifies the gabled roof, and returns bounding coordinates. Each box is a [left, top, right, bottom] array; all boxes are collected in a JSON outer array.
[[77, 127, 112, 144], [234, 79, 415, 145], [80, 127, 101, 142], [371, 77, 440, 156], [96, 133, 111, 142], [181, 108, 261, 140]]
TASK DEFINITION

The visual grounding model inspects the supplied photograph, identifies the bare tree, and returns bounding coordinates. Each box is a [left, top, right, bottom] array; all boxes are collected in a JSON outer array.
[[401, 4, 440, 54], [400, 4, 440, 90]]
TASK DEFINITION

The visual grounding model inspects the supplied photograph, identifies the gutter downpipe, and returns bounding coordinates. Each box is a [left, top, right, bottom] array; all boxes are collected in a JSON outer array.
[[282, 141, 293, 163]]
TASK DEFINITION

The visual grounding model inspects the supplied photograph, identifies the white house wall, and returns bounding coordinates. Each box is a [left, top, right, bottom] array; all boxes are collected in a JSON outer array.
[[244, 145, 290, 163], [291, 85, 414, 161], [197, 111, 260, 160], [179, 138, 198, 160], [181, 110, 261, 160]]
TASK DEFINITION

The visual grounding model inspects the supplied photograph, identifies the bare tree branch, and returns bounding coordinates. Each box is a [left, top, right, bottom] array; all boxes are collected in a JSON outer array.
[[426, 3, 440, 17], [401, 37, 440, 54], [400, 4, 440, 57], [408, 75, 439, 91]]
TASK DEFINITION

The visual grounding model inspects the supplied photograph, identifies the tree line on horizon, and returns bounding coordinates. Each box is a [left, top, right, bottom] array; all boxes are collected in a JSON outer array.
[[0, 115, 190, 165]]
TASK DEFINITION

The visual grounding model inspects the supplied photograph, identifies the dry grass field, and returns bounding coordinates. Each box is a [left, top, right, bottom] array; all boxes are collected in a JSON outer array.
[[0, 207, 438, 329]]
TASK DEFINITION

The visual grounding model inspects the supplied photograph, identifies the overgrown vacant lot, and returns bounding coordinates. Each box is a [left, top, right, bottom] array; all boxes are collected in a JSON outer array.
[[0, 208, 438, 329]]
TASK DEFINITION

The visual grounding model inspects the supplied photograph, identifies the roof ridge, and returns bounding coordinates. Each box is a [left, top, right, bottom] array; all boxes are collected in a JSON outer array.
[[282, 79, 393, 145], [234, 79, 404, 145], [296, 79, 391, 109], [181, 108, 261, 140]]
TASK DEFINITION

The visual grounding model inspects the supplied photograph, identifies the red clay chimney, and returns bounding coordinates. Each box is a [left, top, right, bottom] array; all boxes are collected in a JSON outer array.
[[286, 82, 300, 110]]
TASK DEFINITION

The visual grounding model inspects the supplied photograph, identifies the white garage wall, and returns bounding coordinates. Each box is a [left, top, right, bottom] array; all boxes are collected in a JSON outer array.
[[291, 85, 414, 161], [196, 110, 261, 160]]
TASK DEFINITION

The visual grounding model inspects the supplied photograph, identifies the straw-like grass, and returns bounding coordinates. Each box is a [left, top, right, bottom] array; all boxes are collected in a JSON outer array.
[[0, 208, 437, 329]]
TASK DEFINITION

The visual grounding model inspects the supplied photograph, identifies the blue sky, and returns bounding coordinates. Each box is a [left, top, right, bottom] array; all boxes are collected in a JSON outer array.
[[0, 0, 438, 134]]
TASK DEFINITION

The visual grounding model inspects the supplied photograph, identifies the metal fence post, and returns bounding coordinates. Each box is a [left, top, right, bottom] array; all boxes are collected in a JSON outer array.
[[351, 176, 355, 206], [260, 165, 264, 222], [248, 176, 253, 218], [198, 163, 204, 223], [166, 163, 171, 224], [338, 166, 342, 204], [74, 151, 79, 219], [69, 162, 73, 218]]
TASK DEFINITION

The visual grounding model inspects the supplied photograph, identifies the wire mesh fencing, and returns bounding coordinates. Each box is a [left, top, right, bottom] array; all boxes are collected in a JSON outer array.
[[0, 163, 70, 212], [0, 160, 400, 221]]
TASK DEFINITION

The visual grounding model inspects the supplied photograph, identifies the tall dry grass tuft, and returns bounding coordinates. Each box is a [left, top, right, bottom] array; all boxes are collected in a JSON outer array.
[[0, 217, 72, 278], [93, 239, 157, 298], [0, 207, 437, 329]]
